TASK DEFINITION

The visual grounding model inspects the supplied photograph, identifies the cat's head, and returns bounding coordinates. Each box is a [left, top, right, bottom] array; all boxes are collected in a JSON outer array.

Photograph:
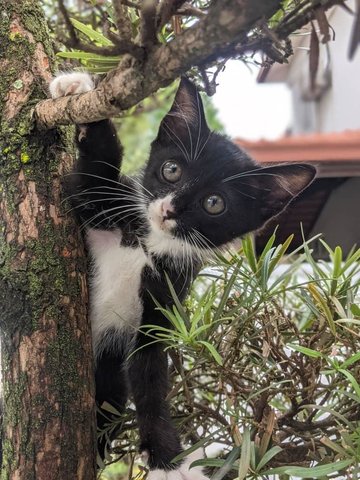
[[142, 78, 315, 257]]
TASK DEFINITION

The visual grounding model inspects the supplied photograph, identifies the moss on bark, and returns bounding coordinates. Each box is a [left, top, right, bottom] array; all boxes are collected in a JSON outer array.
[[0, 1, 96, 479]]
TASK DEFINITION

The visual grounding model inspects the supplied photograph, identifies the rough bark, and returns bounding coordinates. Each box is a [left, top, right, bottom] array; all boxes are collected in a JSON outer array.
[[0, 1, 96, 479], [34, 0, 283, 128]]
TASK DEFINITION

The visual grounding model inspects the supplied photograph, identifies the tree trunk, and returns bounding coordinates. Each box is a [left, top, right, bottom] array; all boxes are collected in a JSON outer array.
[[0, 1, 97, 479]]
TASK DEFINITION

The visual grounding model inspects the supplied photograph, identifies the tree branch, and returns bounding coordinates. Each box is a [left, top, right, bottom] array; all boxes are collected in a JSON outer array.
[[177, 4, 207, 19], [275, 0, 345, 39], [157, 0, 188, 30], [35, 0, 282, 128], [112, 0, 133, 41], [58, 0, 78, 45], [140, 0, 159, 48]]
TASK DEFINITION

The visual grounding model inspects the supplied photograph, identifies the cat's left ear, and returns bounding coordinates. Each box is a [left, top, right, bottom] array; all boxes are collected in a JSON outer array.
[[244, 163, 316, 229], [155, 77, 210, 143]]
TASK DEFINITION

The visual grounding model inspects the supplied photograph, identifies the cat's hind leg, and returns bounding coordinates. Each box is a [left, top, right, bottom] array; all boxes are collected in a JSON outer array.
[[96, 349, 129, 460], [128, 337, 209, 480], [145, 449, 209, 480]]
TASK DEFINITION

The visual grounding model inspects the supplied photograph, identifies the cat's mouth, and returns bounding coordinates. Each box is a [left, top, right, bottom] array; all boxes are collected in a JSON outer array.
[[147, 195, 177, 234]]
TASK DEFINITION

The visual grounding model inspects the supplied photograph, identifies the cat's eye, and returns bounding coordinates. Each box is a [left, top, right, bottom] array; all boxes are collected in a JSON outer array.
[[203, 195, 225, 215], [161, 161, 182, 183]]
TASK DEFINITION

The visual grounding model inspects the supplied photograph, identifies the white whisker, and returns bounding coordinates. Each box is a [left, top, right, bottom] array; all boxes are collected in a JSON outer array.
[[173, 100, 193, 160], [80, 204, 145, 231], [194, 130, 212, 162], [162, 121, 191, 163]]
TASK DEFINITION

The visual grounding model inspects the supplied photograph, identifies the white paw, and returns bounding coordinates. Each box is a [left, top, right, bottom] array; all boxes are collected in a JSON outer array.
[[145, 450, 209, 480], [49, 72, 94, 99]]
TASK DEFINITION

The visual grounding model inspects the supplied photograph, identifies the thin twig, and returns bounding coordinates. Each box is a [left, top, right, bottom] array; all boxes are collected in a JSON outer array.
[[58, 0, 79, 45], [157, 0, 188, 30], [140, 0, 159, 48], [177, 4, 207, 18], [111, 0, 133, 41]]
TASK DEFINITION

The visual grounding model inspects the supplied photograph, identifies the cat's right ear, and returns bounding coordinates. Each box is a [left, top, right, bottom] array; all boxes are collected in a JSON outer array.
[[155, 77, 210, 144], [240, 163, 316, 231]]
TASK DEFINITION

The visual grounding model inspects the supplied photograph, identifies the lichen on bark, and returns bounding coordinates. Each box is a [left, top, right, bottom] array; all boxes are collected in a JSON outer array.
[[0, 1, 96, 479]]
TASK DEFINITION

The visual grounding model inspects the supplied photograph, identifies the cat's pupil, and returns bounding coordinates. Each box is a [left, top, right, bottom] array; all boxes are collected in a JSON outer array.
[[203, 194, 225, 215], [161, 160, 182, 183]]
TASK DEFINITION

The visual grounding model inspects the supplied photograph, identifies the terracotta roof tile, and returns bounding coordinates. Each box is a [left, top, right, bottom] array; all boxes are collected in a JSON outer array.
[[235, 130, 360, 163]]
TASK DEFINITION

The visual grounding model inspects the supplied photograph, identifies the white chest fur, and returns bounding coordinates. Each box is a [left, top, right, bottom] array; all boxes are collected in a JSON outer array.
[[86, 229, 150, 357]]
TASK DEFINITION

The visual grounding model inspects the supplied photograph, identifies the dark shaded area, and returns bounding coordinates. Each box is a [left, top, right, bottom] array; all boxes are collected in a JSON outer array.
[[256, 177, 347, 255]]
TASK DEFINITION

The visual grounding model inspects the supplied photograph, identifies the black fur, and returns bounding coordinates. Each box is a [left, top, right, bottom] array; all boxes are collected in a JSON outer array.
[[68, 77, 316, 470]]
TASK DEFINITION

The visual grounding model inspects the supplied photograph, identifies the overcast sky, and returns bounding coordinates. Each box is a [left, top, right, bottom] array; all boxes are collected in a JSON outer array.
[[212, 60, 292, 141]]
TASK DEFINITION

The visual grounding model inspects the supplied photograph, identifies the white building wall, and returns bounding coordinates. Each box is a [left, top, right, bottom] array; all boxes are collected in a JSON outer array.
[[285, 0, 360, 134], [317, 1, 360, 133], [265, 4, 360, 254]]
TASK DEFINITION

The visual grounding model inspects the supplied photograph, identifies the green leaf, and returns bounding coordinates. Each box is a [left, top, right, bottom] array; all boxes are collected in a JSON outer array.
[[209, 446, 240, 480], [171, 428, 226, 464], [288, 344, 323, 358], [330, 296, 347, 318], [57, 51, 120, 62], [165, 273, 191, 329], [320, 437, 349, 457], [238, 428, 251, 480], [256, 446, 283, 471], [213, 263, 240, 322], [319, 239, 334, 258], [263, 459, 353, 477], [341, 351, 360, 369], [301, 404, 353, 429], [70, 18, 114, 46], [333, 245, 343, 277], [100, 401, 121, 416], [341, 247, 360, 274], [350, 303, 360, 317], [198, 341, 223, 366], [268, 234, 294, 276], [338, 368, 360, 399], [259, 248, 274, 291], [190, 458, 236, 470], [336, 318, 360, 326], [308, 283, 336, 335], [258, 230, 276, 266], [242, 235, 257, 273]]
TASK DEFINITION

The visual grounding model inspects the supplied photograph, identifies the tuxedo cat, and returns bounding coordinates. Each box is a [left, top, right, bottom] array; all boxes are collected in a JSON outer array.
[[50, 72, 315, 480]]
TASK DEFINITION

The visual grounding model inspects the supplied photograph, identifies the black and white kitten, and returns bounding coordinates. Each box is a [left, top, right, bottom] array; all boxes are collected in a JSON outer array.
[[50, 72, 315, 479]]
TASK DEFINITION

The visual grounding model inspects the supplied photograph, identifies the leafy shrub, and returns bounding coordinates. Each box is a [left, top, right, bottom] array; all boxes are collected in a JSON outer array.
[[100, 233, 360, 480]]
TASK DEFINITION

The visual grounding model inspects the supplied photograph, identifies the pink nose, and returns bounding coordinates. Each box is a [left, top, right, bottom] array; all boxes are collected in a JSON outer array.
[[161, 198, 175, 219]]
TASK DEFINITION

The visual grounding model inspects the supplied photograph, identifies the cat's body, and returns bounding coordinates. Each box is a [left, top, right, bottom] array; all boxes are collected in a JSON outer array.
[[50, 72, 316, 480]]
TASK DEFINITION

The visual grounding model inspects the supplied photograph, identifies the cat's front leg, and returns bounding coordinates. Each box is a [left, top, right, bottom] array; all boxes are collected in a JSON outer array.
[[49, 72, 126, 228], [128, 339, 209, 480]]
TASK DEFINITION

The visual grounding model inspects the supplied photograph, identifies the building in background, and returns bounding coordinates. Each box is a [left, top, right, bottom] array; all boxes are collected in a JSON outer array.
[[236, 1, 360, 256]]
